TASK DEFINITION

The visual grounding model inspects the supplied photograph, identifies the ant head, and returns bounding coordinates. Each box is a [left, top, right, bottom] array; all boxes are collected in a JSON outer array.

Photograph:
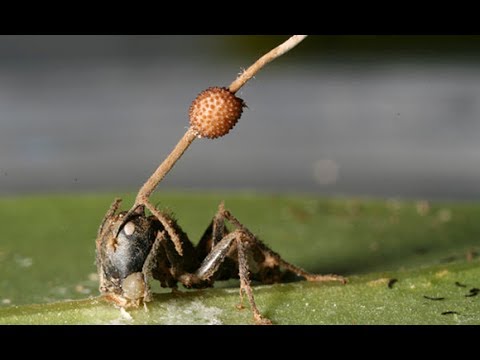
[[96, 201, 156, 306]]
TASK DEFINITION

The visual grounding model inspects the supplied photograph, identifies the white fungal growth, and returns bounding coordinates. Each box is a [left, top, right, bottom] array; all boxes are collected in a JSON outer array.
[[123, 221, 135, 236], [108, 307, 134, 325], [120, 307, 133, 321], [160, 300, 223, 325]]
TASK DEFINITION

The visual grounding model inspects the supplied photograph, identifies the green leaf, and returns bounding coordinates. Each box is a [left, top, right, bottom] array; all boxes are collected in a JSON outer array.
[[0, 192, 479, 324]]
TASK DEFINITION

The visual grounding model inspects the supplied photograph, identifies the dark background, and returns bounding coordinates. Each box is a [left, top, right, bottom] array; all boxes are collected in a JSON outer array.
[[1, 35, 480, 200]]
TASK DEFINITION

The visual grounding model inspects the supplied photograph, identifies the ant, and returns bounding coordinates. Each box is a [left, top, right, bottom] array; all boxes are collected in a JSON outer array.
[[95, 37, 346, 324], [96, 197, 346, 325]]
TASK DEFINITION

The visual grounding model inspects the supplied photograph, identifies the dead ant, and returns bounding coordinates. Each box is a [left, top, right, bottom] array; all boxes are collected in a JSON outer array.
[[96, 198, 346, 325], [95, 36, 346, 325]]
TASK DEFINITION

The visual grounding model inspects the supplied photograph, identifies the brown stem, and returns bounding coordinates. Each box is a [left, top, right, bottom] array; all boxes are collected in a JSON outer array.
[[228, 35, 308, 94], [129, 35, 308, 217], [135, 127, 197, 203]]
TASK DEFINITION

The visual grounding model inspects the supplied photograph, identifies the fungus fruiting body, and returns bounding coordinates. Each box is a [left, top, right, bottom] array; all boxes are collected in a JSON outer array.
[[189, 86, 245, 139]]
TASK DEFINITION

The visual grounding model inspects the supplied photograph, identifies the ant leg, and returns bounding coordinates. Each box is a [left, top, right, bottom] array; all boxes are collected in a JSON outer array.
[[179, 228, 272, 325], [143, 200, 186, 257], [192, 231, 240, 281], [236, 236, 272, 325], [141, 229, 167, 301], [96, 198, 125, 295], [185, 204, 345, 323], [143, 227, 196, 293], [97, 198, 122, 240], [196, 202, 229, 259], [222, 209, 347, 284], [96, 198, 122, 267], [98, 198, 122, 230]]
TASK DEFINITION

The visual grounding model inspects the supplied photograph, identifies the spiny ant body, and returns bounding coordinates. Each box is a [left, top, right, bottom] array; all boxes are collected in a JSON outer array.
[[96, 198, 346, 324]]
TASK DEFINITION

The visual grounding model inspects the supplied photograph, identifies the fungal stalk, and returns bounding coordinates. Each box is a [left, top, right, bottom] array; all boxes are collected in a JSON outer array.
[[120, 35, 308, 235]]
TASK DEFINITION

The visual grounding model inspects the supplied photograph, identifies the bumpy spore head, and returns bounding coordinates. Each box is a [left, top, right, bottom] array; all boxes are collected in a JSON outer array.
[[189, 86, 245, 139]]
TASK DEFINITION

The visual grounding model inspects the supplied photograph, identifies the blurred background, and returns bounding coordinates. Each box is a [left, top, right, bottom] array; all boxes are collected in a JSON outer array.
[[1, 35, 480, 200]]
